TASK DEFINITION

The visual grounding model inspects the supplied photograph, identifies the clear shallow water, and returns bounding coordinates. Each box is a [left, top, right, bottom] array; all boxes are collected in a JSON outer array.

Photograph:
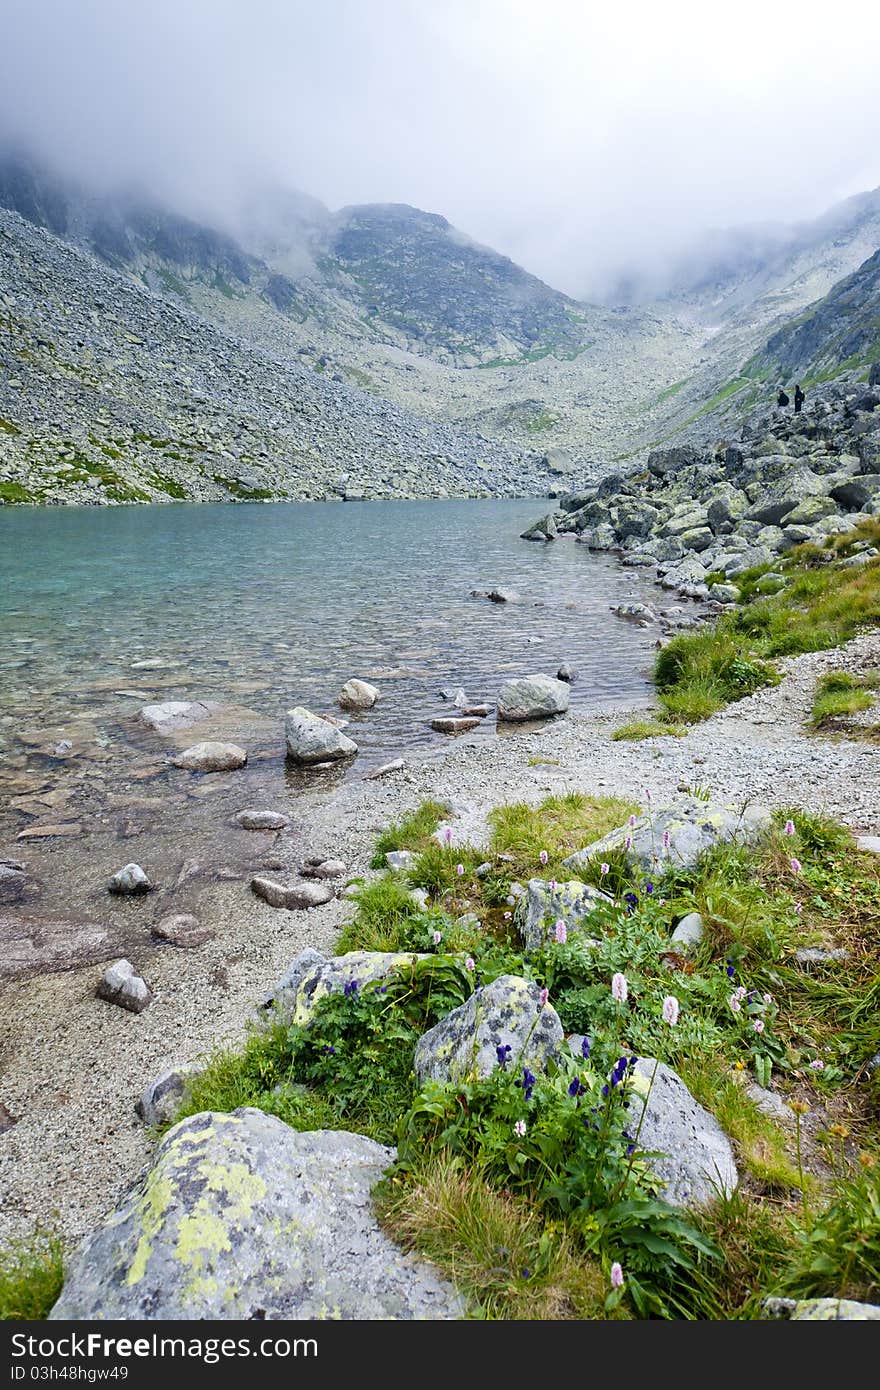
[[0, 499, 663, 942]]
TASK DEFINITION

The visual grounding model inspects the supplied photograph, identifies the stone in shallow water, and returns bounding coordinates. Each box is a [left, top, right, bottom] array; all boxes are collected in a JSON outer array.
[[152, 913, 214, 948], [171, 741, 247, 772], [414, 974, 563, 1085], [431, 717, 482, 734], [496, 674, 569, 722], [234, 809, 289, 830], [96, 958, 153, 1014], [0, 862, 26, 905], [50, 1112, 463, 1320], [138, 700, 216, 733], [108, 863, 153, 895], [251, 877, 334, 910], [285, 707, 358, 763], [338, 678, 380, 710], [300, 859, 347, 880], [135, 1068, 192, 1127]]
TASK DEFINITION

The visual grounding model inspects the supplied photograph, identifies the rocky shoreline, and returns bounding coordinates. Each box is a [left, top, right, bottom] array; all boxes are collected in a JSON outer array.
[[523, 369, 880, 605], [2, 625, 880, 1253]]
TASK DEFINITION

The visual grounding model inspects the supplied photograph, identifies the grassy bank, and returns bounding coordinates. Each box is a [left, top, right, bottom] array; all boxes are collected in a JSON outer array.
[[27, 791, 868, 1322], [617, 519, 880, 735]]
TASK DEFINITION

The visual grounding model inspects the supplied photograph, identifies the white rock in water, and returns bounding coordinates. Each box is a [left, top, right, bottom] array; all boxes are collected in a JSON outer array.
[[284, 707, 358, 763], [496, 674, 570, 722], [338, 678, 380, 710], [170, 742, 247, 772], [108, 863, 153, 895], [138, 701, 216, 733], [96, 958, 153, 1013], [251, 877, 334, 910]]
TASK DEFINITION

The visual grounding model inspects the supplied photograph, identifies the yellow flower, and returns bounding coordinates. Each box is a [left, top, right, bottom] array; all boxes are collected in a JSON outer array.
[[788, 1099, 811, 1116]]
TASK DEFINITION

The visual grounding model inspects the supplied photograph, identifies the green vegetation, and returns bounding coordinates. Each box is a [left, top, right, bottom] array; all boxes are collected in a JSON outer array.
[[147, 472, 188, 500], [0, 1232, 64, 1320], [811, 671, 876, 728], [370, 800, 448, 867], [144, 791, 880, 1317], [612, 718, 688, 742], [652, 523, 880, 724], [522, 409, 561, 434], [0, 482, 35, 504], [212, 474, 274, 501], [0, 416, 21, 434]]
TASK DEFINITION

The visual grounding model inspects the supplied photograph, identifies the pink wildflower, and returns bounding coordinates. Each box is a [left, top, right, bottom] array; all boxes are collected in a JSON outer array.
[[443, 826, 452, 845], [539, 987, 549, 1008], [790, 857, 802, 874], [808, 1059, 825, 1071], [610, 1262, 624, 1289], [784, 819, 796, 837], [611, 972, 628, 1004], [729, 995, 742, 1014], [753, 1019, 765, 1034], [465, 956, 475, 971], [539, 849, 549, 866], [662, 995, 680, 1026], [432, 930, 442, 946], [554, 920, 567, 944], [600, 862, 610, 876], [456, 863, 464, 877], [513, 1119, 527, 1138]]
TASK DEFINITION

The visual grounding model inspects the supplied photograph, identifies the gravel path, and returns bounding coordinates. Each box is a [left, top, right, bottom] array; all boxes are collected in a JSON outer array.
[[2, 632, 879, 1250]]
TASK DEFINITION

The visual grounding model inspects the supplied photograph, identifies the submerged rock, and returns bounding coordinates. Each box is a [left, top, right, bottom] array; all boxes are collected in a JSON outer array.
[[96, 958, 153, 1014], [234, 809, 289, 830], [108, 863, 153, 895], [51, 1112, 462, 1320], [285, 707, 358, 763], [414, 974, 563, 1085], [496, 674, 570, 722], [251, 877, 334, 911], [152, 913, 214, 948], [170, 741, 247, 772], [0, 861, 26, 905], [138, 701, 217, 734]]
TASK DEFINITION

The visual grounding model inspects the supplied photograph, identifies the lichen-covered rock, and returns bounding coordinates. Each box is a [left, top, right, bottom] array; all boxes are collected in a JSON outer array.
[[414, 974, 563, 1084], [764, 1297, 880, 1321], [170, 741, 247, 772], [626, 1059, 738, 1208], [496, 675, 569, 722], [50, 1112, 462, 1320], [285, 707, 358, 763], [514, 878, 612, 953], [264, 948, 429, 1025], [563, 798, 772, 876]]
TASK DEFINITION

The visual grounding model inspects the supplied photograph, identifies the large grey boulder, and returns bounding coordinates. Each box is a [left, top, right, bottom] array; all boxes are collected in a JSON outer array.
[[627, 1059, 738, 1208], [496, 675, 570, 722], [170, 741, 247, 772], [264, 948, 430, 1025], [515, 878, 612, 953], [414, 974, 563, 1084], [564, 798, 772, 876], [745, 469, 827, 526], [520, 514, 558, 542], [51, 1112, 462, 1320], [138, 701, 217, 734], [234, 809, 289, 830], [285, 707, 358, 763]]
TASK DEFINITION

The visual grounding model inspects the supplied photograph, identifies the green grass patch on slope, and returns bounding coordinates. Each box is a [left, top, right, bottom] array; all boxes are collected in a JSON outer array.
[[653, 522, 880, 724], [112, 791, 880, 1319], [0, 1232, 64, 1320]]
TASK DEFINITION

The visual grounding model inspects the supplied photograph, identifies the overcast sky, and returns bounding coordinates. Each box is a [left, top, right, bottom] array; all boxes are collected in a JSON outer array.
[[3, 0, 880, 297]]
